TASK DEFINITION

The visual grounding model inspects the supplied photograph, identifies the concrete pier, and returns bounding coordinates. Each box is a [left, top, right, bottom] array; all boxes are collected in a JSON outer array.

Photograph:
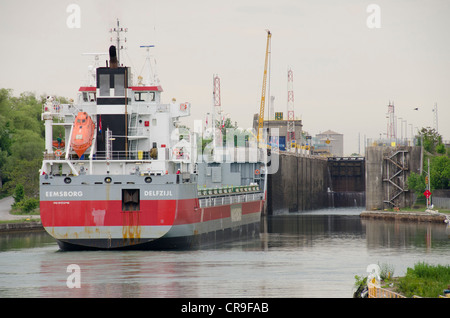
[[360, 211, 447, 223]]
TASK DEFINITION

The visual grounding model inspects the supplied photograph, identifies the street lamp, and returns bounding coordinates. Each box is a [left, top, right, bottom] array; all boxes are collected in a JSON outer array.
[[409, 123, 413, 145], [403, 119, 407, 143]]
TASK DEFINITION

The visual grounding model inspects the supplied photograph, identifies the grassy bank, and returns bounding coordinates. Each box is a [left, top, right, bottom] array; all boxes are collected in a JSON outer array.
[[0, 205, 40, 224], [355, 262, 450, 298], [396, 262, 450, 298], [0, 217, 41, 224], [383, 204, 450, 214]]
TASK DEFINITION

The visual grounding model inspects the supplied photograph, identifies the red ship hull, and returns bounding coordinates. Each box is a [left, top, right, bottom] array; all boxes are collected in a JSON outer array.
[[40, 195, 264, 250]]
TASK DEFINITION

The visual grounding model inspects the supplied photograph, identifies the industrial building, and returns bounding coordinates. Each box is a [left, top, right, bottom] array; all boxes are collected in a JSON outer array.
[[252, 112, 303, 151], [314, 130, 344, 157]]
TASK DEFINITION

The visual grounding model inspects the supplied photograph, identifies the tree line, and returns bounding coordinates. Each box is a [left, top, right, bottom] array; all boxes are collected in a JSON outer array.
[[407, 127, 450, 202], [0, 89, 68, 211]]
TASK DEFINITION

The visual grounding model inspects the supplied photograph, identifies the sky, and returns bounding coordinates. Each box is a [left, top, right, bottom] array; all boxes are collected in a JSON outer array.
[[0, 0, 449, 155]]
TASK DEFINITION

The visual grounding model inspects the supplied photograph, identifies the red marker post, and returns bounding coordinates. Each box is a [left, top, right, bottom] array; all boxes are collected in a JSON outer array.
[[424, 190, 432, 208]]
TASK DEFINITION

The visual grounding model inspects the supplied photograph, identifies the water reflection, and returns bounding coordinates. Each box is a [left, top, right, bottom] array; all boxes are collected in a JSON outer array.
[[362, 218, 449, 251], [0, 208, 449, 298], [264, 210, 449, 251], [0, 230, 54, 252]]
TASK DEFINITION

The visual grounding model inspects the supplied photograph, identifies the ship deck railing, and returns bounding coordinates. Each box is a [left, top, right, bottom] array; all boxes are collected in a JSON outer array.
[[46, 148, 186, 163], [199, 192, 264, 208]]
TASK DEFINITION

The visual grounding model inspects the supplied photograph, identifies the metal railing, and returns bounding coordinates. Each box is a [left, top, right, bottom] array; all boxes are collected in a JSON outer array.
[[366, 138, 419, 148], [368, 284, 406, 298], [199, 193, 264, 208]]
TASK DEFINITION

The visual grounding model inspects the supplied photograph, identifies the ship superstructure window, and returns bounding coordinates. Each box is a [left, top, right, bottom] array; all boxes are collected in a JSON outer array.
[[114, 74, 125, 96], [134, 92, 145, 102], [82, 92, 96, 102], [99, 74, 110, 96], [134, 92, 155, 102]]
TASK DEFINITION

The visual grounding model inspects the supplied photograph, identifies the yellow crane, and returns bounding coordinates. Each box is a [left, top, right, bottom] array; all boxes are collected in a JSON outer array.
[[257, 30, 271, 144]]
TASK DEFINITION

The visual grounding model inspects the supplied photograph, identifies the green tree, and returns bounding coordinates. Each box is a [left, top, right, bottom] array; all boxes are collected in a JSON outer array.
[[17, 197, 39, 213], [3, 130, 44, 197], [407, 172, 426, 198], [417, 127, 442, 154], [4, 158, 42, 197], [435, 143, 446, 155], [13, 184, 25, 205], [430, 155, 450, 190], [0, 89, 51, 198], [8, 130, 44, 162]]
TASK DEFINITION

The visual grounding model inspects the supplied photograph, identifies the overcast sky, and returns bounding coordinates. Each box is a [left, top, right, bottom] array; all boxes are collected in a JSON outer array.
[[0, 0, 449, 155]]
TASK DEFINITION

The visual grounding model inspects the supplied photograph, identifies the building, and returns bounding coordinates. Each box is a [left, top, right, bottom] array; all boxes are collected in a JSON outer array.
[[252, 113, 303, 151], [315, 130, 343, 157]]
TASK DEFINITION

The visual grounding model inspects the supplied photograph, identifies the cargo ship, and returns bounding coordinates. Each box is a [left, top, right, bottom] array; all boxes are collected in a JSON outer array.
[[39, 25, 267, 250]]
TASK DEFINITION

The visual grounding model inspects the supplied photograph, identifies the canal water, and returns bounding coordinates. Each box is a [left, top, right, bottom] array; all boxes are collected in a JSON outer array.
[[0, 207, 449, 298]]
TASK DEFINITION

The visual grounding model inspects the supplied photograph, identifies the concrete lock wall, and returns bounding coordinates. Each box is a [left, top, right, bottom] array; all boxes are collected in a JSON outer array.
[[365, 146, 422, 210], [267, 153, 367, 215], [365, 147, 384, 210], [266, 146, 421, 214], [267, 154, 330, 214]]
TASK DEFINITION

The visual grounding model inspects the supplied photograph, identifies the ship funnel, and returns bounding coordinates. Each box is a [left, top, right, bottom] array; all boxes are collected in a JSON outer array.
[[109, 45, 118, 68]]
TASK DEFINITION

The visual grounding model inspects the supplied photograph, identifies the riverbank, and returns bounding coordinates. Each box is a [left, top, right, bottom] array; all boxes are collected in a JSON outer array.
[[0, 196, 43, 232], [0, 220, 43, 232], [354, 262, 450, 298], [360, 210, 449, 223]]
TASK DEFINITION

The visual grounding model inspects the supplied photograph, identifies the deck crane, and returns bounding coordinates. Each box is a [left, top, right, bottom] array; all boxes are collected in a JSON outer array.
[[257, 30, 272, 145]]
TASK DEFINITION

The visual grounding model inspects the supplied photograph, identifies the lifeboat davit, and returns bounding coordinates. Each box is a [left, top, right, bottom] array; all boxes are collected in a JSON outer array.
[[71, 112, 95, 158]]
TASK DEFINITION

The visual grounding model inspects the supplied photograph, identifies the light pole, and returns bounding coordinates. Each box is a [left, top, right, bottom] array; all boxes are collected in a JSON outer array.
[[403, 119, 407, 144], [409, 124, 413, 145]]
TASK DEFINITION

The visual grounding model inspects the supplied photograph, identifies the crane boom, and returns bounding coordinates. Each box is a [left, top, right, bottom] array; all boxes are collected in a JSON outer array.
[[257, 30, 271, 144]]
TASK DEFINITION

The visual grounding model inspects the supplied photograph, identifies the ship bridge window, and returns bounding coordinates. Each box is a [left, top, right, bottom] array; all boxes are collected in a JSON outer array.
[[99, 74, 110, 96], [114, 74, 125, 96]]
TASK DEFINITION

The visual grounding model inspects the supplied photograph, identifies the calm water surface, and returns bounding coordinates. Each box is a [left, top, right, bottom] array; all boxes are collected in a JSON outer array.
[[0, 207, 449, 298]]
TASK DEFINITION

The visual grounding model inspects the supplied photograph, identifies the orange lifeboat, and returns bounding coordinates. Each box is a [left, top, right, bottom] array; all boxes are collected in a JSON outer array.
[[70, 112, 95, 158]]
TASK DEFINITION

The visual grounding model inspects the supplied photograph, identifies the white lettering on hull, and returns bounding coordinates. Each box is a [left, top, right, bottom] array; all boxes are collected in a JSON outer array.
[[46, 191, 83, 197], [144, 190, 173, 197]]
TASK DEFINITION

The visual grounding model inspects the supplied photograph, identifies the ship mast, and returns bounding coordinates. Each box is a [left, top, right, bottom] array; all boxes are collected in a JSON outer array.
[[139, 45, 158, 86], [110, 19, 127, 65]]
